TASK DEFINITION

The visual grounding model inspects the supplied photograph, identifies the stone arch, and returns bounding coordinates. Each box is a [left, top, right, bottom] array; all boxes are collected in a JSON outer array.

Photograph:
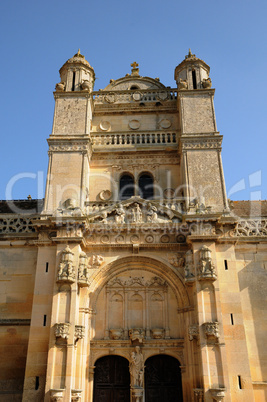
[[88, 255, 189, 312]]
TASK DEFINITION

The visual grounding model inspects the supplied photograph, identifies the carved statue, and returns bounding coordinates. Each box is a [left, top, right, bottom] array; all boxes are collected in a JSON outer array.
[[184, 250, 195, 282], [115, 205, 125, 224], [78, 251, 89, 286], [146, 203, 158, 222], [129, 346, 144, 388], [198, 246, 217, 281], [168, 253, 185, 268], [57, 246, 75, 283], [132, 203, 142, 223], [81, 80, 90, 91]]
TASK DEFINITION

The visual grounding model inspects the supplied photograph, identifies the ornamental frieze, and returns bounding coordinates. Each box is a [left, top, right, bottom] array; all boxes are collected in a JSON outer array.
[[181, 137, 222, 150]]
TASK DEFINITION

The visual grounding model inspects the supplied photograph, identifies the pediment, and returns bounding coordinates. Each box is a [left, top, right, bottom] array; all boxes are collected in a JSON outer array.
[[88, 197, 182, 224]]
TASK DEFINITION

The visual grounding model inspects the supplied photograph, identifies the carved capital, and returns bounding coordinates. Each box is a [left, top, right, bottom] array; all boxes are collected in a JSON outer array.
[[188, 325, 199, 341], [209, 388, 226, 401], [50, 389, 64, 401], [71, 389, 82, 402], [193, 388, 204, 402], [55, 323, 70, 339], [204, 321, 219, 339], [74, 325, 85, 341]]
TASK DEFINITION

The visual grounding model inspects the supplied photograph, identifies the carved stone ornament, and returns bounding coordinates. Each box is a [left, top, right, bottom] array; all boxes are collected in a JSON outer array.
[[74, 325, 85, 341], [57, 246, 76, 284], [54, 323, 70, 339], [181, 137, 222, 151], [88, 254, 104, 269], [178, 78, 188, 90], [234, 219, 267, 237], [209, 388, 226, 401], [50, 389, 64, 402], [129, 328, 145, 343], [55, 82, 65, 92], [129, 346, 144, 389], [197, 246, 217, 281], [193, 388, 204, 402], [168, 253, 185, 268], [188, 325, 199, 341], [184, 250, 195, 284], [109, 328, 123, 340], [80, 80, 90, 91], [151, 328, 165, 339], [71, 389, 82, 402], [204, 321, 219, 339], [202, 77, 212, 89], [78, 252, 89, 287], [188, 197, 211, 215]]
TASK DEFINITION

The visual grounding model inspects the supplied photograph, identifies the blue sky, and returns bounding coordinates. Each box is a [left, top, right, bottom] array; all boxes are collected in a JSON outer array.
[[0, 0, 266, 201]]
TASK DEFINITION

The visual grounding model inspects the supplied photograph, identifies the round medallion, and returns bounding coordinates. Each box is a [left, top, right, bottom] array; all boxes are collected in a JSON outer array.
[[99, 190, 112, 201], [130, 234, 140, 243], [159, 119, 172, 129], [132, 92, 142, 101], [176, 234, 186, 243], [164, 188, 175, 199], [100, 235, 110, 244], [104, 93, 116, 103], [86, 235, 96, 244], [115, 235, 125, 244], [99, 121, 111, 131], [129, 119, 140, 130], [157, 92, 169, 101], [160, 234, 170, 243], [145, 235, 154, 243]]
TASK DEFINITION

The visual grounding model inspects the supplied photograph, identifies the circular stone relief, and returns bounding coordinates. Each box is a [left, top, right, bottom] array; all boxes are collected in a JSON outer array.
[[157, 92, 169, 101], [132, 92, 142, 101], [145, 235, 154, 243], [160, 234, 170, 243], [100, 235, 110, 244], [115, 235, 125, 244], [99, 190, 112, 201], [159, 119, 172, 129], [176, 234, 186, 243], [129, 119, 140, 130], [99, 121, 111, 131], [130, 234, 140, 243], [164, 188, 175, 199], [104, 93, 116, 103]]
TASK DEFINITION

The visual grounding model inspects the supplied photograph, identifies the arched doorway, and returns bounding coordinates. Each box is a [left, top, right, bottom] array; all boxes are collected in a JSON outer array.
[[145, 355, 183, 402], [93, 355, 130, 402]]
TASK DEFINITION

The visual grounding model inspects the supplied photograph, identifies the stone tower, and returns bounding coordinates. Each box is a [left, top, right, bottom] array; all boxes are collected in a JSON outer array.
[[1, 51, 266, 402]]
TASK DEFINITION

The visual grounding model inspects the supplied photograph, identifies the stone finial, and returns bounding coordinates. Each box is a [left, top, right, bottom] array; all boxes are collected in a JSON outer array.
[[185, 48, 196, 59], [131, 61, 140, 76]]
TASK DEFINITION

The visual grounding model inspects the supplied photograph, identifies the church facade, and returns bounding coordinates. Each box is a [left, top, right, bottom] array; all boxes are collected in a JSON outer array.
[[0, 50, 266, 402]]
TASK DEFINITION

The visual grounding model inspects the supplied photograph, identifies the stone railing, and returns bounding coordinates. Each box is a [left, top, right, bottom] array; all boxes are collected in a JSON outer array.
[[92, 88, 178, 105], [234, 219, 267, 237], [0, 216, 36, 234], [87, 199, 184, 215], [91, 131, 178, 148]]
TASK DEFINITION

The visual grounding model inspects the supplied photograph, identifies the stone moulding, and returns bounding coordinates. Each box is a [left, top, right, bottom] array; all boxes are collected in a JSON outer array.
[[204, 321, 219, 339], [54, 323, 70, 339], [181, 136, 222, 150], [71, 389, 82, 401]]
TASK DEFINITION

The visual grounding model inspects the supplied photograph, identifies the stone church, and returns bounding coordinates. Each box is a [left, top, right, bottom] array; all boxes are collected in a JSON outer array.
[[0, 50, 266, 402]]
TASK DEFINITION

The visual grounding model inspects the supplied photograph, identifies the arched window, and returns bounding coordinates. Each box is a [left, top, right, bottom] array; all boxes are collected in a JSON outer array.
[[138, 173, 154, 199], [119, 174, 134, 200]]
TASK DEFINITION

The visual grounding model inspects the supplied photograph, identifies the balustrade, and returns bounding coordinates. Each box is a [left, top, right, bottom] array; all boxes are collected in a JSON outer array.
[[92, 88, 177, 105], [91, 131, 178, 148]]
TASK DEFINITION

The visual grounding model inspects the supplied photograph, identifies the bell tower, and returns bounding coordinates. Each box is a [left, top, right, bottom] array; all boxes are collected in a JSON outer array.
[[43, 50, 95, 214], [175, 50, 228, 213]]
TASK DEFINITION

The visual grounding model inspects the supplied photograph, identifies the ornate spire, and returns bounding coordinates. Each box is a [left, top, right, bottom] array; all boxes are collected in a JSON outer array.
[[185, 48, 196, 60]]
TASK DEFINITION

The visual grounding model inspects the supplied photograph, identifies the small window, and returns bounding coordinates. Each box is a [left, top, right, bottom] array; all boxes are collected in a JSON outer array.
[[230, 313, 234, 325], [130, 85, 139, 90], [119, 174, 135, 200], [224, 260, 228, 270], [72, 71, 76, 91], [192, 70, 197, 89], [238, 375, 242, 389], [139, 173, 154, 199]]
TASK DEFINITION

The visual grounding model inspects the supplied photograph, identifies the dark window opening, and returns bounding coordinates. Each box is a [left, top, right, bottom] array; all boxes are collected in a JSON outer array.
[[35, 376, 39, 390], [120, 174, 135, 200], [139, 173, 154, 199], [238, 375, 242, 389], [45, 262, 49, 273], [230, 313, 234, 325], [72, 71, 76, 91], [192, 70, 197, 89], [43, 315, 47, 327], [224, 260, 228, 270], [130, 85, 139, 90]]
